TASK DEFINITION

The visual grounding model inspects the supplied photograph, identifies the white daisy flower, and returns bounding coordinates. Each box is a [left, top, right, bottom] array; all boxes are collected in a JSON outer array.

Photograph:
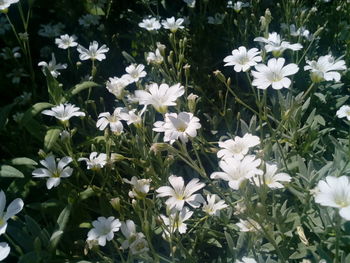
[[162, 17, 185, 33], [87, 216, 121, 246], [217, 133, 260, 160], [315, 176, 350, 220], [122, 106, 147, 128], [153, 112, 201, 144], [146, 48, 164, 65], [223, 47, 262, 72], [236, 218, 261, 232], [0, 190, 24, 235], [77, 41, 109, 61], [304, 55, 346, 83], [211, 155, 263, 190], [336, 105, 350, 121], [202, 194, 228, 216], [32, 156, 73, 189], [38, 22, 65, 38], [121, 220, 149, 255], [41, 103, 85, 122], [0, 0, 19, 10], [96, 107, 127, 134], [183, 0, 196, 8], [160, 207, 193, 238], [124, 64, 147, 83], [78, 14, 100, 28], [55, 34, 78, 49], [129, 237, 149, 255], [0, 242, 10, 261], [207, 13, 226, 25], [106, 76, 131, 100], [38, 53, 67, 78], [138, 17, 161, 31], [235, 257, 257, 263], [135, 83, 184, 113], [156, 175, 205, 211], [123, 176, 151, 199], [252, 163, 291, 189], [233, 1, 249, 13], [288, 24, 312, 40], [251, 58, 299, 90], [78, 152, 107, 170], [254, 32, 303, 56]]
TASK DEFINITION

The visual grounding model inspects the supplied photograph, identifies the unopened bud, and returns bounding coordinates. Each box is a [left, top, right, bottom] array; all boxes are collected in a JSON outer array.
[[213, 70, 226, 83], [110, 197, 121, 212]]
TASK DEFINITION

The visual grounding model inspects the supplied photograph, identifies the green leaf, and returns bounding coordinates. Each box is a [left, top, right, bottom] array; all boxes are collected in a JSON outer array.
[[25, 215, 42, 239], [122, 51, 136, 64], [45, 67, 63, 104], [224, 231, 235, 254], [61, 81, 99, 103], [20, 102, 53, 128], [0, 165, 24, 178], [11, 157, 38, 166], [49, 204, 71, 251], [44, 128, 61, 150]]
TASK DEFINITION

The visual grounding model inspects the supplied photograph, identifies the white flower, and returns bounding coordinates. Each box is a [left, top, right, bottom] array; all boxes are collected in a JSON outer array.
[[79, 152, 107, 170], [0, 242, 10, 261], [156, 175, 205, 211], [0, 190, 24, 235], [162, 17, 185, 33], [138, 17, 161, 31], [217, 133, 260, 160], [207, 13, 226, 25], [121, 220, 149, 255], [87, 216, 121, 246], [304, 55, 346, 83], [183, 0, 196, 8], [236, 218, 261, 232], [106, 76, 131, 99], [314, 176, 350, 220], [122, 106, 147, 128], [41, 103, 85, 122], [77, 41, 109, 61], [129, 237, 149, 255], [146, 48, 163, 65], [254, 32, 303, 56], [252, 163, 291, 189], [288, 24, 312, 40], [202, 194, 228, 216], [336, 105, 350, 121], [78, 14, 100, 28], [153, 112, 201, 144], [32, 156, 73, 189], [55, 34, 78, 49], [233, 1, 249, 12], [124, 64, 147, 83], [160, 207, 193, 238], [96, 107, 127, 134], [123, 176, 151, 199], [251, 58, 299, 90], [0, 0, 19, 10], [135, 83, 184, 113], [224, 47, 262, 72], [211, 155, 263, 190], [235, 257, 257, 263], [121, 220, 137, 249], [38, 23, 65, 38], [38, 53, 67, 78]]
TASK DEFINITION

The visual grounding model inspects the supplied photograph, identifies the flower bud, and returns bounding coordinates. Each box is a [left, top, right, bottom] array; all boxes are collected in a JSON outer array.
[[187, 93, 199, 113], [110, 197, 121, 212]]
